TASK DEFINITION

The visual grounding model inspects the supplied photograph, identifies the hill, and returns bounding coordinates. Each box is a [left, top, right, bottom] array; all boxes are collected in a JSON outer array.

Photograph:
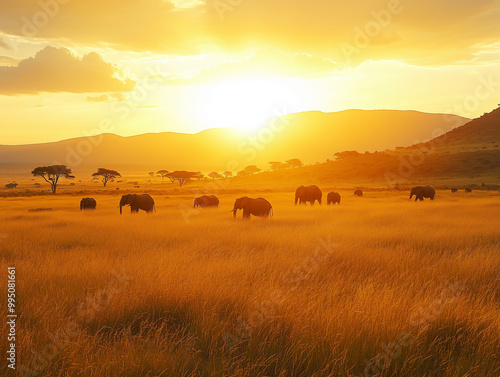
[[0, 110, 468, 172], [424, 106, 500, 152], [241, 107, 500, 188]]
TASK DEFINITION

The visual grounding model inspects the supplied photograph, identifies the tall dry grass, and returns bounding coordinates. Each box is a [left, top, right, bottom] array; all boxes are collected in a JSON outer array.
[[1, 190, 499, 376]]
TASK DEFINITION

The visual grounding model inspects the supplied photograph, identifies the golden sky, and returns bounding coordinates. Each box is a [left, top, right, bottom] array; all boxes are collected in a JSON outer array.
[[1, 0, 500, 144]]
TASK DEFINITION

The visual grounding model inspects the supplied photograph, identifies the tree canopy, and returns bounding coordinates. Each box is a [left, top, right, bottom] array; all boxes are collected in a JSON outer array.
[[31, 165, 74, 194], [334, 151, 361, 160], [166, 171, 197, 187], [286, 158, 303, 168], [244, 165, 261, 175], [209, 172, 223, 179], [92, 168, 121, 187], [156, 170, 170, 180]]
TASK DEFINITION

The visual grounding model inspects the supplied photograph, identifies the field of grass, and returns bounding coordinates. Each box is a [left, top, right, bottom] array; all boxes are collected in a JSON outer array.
[[1, 187, 499, 377]]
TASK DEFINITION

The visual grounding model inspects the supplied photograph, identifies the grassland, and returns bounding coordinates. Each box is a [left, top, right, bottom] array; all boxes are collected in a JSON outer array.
[[1, 186, 499, 377]]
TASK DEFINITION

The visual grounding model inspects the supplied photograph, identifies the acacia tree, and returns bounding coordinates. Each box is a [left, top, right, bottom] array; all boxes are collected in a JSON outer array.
[[209, 172, 223, 180], [237, 170, 250, 177], [156, 170, 170, 180], [167, 171, 197, 187], [194, 172, 204, 180], [31, 165, 75, 194], [92, 168, 121, 187], [268, 162, 281, 171], [334, 151, 361, 160], [244, 165, 261, 175], [286, 159, 303, 168], [223, 171, 233, 178]]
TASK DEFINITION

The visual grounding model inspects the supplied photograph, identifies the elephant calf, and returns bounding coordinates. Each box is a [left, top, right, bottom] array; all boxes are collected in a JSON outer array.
[[232, 197, 273, 219], [119, 194, 155, 214], [194, 195, 219, 208], [465, 187, 472, 193], [451, 188, 458, 193], [80, 197, 96, 210], [327, 192, 341, 205]]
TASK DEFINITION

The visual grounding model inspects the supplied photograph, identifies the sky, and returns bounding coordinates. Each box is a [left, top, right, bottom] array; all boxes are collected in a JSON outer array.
[[0, 0, 500, 144]]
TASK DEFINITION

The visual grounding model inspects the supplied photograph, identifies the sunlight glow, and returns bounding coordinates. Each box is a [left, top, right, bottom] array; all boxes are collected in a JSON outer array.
[[189, 79, 300, 132]]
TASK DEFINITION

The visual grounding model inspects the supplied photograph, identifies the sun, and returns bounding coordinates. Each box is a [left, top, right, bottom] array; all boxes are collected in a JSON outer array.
[[189, 79, 299, 132]]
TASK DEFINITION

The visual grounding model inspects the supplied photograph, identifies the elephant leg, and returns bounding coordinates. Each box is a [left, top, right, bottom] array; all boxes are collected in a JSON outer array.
[[243, 209, 251, 219], [310, 200, 314, 206]]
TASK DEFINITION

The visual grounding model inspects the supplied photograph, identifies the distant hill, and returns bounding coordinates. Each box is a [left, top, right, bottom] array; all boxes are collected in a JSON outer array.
[[0, 110, 468, 172], [245, 107, 500, 187], [424, 107, 500, 152]]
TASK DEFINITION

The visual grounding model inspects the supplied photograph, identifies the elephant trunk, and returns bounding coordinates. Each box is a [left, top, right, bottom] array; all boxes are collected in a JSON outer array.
[[232, 208, 237, 218], [295, 196, 298, 205], [120, 205, 122, 214]]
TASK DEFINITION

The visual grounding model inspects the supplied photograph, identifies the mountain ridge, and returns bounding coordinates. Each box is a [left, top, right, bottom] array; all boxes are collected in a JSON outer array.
[[0, 109, 469, 171]]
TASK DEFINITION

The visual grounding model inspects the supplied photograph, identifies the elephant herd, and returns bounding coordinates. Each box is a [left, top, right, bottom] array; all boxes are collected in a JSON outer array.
[[79, 185, 439, 218], [451, 187, 472, 193], [294, 185, 362, 206]]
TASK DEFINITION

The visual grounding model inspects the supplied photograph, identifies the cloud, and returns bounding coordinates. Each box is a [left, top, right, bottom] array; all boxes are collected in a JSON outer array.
[[0, 36, 9, 49], [0, 46, 135, 95], [86, 93, 129, 102], [0, 1, 499, 65], [0, 55, 18, 66], [169, 47, 339, 85]]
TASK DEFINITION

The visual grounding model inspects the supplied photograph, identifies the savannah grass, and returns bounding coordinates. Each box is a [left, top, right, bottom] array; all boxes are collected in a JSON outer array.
[[0, 189, 499, 376]]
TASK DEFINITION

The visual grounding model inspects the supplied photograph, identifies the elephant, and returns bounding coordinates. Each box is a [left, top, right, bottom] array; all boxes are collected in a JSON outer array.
[[119, 194, 155, 214], [327, 192, 341, 205], [409, 186, 435, 201], [465, 187, 472, 193], [232, 197, 273, 219], [80, 197, 96, 210], [193, 195, 219, 208], [295, 185, 322, 205], [451, 188, 458, 193], [353, 189, 363, 197]]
